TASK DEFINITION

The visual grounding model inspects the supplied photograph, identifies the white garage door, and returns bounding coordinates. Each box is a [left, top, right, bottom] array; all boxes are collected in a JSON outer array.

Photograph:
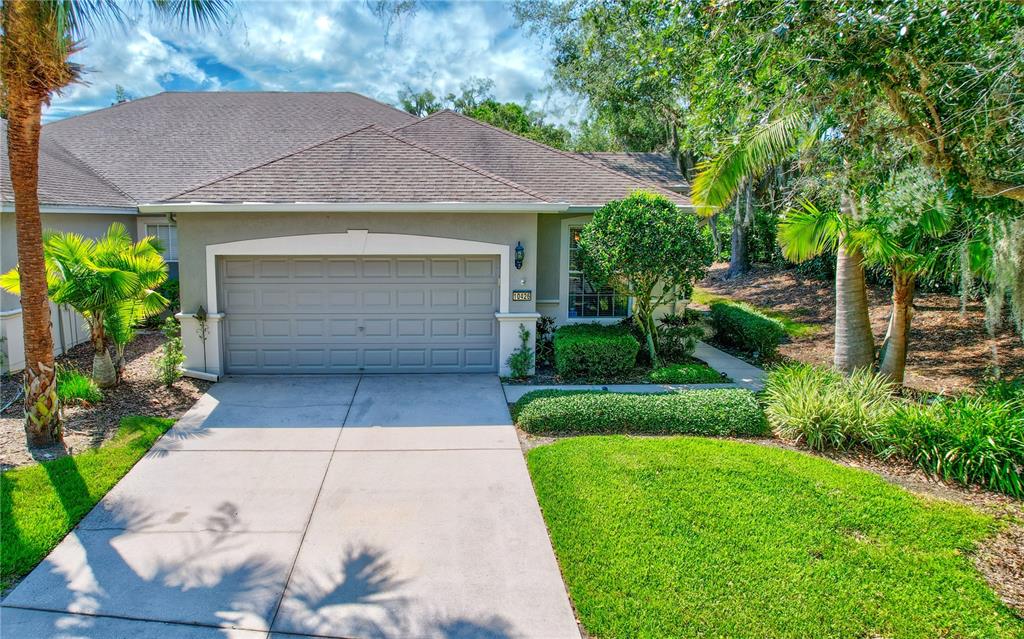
[[220, 255, 499, 373]]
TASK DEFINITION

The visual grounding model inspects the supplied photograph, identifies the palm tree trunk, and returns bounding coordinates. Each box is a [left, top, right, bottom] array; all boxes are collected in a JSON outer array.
[[878, 269, 916, 384], [833, 230, 876, 374], [88, 319, 117, 388], [5, 52, 61, 444]]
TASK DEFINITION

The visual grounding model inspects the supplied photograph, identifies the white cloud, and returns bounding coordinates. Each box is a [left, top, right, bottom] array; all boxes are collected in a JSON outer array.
[[43, 0, 576, 125]]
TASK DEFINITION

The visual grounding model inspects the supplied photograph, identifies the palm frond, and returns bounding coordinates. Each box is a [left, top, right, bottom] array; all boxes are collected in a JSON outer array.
[[0, 267, 22, 295], [692, 110, 817, 216], [150, 0, 233, 31], [777, 199, 841, 263]]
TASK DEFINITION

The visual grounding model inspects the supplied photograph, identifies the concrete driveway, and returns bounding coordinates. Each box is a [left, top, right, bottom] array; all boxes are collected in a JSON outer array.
[[2, 375, 580, 639]]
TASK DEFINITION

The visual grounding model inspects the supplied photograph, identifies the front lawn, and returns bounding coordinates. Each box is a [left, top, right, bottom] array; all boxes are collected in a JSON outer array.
[[528, 436, 1022, 639], [1, 416, 173, 590]]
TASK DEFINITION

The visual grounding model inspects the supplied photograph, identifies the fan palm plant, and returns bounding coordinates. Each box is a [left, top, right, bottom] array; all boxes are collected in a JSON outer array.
[[1, 0, 230, 444], [1, 223, 169, 388]]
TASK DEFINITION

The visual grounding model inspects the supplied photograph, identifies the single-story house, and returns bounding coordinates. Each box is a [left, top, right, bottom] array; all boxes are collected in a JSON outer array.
[[1, 92, 690, 377]]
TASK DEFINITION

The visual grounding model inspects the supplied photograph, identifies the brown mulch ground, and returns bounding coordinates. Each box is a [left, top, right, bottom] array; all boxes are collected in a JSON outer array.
[[0, 332, 211, 470], [697, 263, 1024, 394], [516, 426, 1024, 615]]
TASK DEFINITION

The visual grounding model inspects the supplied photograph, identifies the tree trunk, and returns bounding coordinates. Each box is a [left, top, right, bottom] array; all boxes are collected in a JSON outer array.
[[878, 270, 916, 385], [833, 230, 876, 374], [727, 179, 753, 279], [709, 213, 721, 256], [89, 321, 117, 388], [4, 37, 61, 444]]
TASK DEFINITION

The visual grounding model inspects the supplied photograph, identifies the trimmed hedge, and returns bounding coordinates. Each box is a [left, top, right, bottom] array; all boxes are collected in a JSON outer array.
[[709, 301, 786, 359], [649, 362, 726, 384], [514, 389, 768, 436], [553, 323, 640, 380]]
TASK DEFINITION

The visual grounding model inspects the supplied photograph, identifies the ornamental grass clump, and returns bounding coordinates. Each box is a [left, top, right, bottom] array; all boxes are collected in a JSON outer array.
[[764, 363, 895, 451], [880, 395, 1024, 497], [55, 366, 103, 405]]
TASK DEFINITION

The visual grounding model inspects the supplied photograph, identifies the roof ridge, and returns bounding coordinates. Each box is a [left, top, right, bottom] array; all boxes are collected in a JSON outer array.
[[341, 92, 419, 122], [43, 92, 166, 129], [369, 125, 553, 202], [162, 124, 384, 202], [44, 137, 137, 204], [400, 110, 689, 203]]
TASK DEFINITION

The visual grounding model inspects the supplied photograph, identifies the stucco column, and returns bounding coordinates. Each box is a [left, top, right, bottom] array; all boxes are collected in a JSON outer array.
[[495, 312, 541, 376], [176, 311, 224, 380]]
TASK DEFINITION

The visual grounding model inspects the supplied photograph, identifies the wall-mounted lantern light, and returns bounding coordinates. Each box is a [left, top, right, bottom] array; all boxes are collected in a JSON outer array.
[[514, 241, 525, 270]]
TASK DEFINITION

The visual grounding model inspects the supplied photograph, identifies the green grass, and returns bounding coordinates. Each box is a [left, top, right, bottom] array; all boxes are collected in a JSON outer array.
[[1, 416, 173, 590], [528, 437, 1022, 639], [691, 286, 818, 338], [649, 362, 727, 384]]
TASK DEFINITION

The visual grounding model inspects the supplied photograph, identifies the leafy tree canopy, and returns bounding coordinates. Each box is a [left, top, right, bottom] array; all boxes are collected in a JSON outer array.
[[397, 77, 572, 149]]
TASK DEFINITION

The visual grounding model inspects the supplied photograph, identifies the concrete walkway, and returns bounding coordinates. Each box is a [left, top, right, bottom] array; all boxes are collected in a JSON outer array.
[[2, 375, 581, 639], [504, 341, 766, 402]]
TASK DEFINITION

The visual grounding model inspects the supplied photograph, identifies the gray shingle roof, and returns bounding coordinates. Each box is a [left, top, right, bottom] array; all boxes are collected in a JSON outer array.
[[1, 120, 134, 208], [40, 92, 417, 203], [3, 92, 695, 209], [170, 125, 549, 204], [575, 152, 689, 193], [394, 110, 692, 206]]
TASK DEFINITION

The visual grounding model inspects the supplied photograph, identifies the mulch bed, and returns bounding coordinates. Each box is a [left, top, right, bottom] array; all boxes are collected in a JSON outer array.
[[0, 332, 211, 470], [697, 263, 1024, 393]]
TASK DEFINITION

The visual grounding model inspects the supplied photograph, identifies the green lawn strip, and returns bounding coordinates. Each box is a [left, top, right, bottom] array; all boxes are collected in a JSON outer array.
[[1, 416, 173, 590], [528, 436, 1021, 639], [691, 286, 818, 338], [650, 362, 729, 384]]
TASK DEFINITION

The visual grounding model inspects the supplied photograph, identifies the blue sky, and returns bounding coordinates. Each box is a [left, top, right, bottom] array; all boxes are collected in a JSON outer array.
[[45, 0, 577, 123]]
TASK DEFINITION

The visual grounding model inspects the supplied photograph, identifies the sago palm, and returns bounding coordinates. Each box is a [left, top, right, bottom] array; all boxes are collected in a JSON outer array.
[[0, 0, 230, 444], [693, 110, 877, 373], [1, 223, 169, 388]]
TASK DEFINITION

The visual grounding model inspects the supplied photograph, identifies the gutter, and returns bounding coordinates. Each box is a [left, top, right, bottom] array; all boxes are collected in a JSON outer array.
[[0, 204, 138, 215], [138, 201, 572, 214]]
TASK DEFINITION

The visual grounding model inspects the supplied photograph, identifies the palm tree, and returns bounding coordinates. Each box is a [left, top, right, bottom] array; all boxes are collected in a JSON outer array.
[[0, 0, 230, 445], [692, 111, 878, 373], [777, 199, 876, 374], [2, 223, 170, 388]]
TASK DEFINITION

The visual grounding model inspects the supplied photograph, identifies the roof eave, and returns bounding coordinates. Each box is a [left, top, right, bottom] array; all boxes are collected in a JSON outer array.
[[138, 201, 571, 214], [0, 203, 138, 215]]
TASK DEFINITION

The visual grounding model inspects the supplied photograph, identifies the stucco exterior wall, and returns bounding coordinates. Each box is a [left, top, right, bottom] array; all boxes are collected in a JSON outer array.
[[176, 211, 539, 314], [174, 210, 541, 377]]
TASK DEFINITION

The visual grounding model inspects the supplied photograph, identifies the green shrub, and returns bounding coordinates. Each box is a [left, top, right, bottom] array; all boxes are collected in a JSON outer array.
[[656, 312, 705, 362], [553, 323, 640, 380], [764, 363, 895, 451], [506, 324, 535, 379], [649, 362, 725, 384], [709, 301, 786, 359], [880, 396, 1024, 497], [514, 389, 768, 436], [56, 367, 103, 405], [981, 376, 1024, 402], [155, 317, 185, 386]]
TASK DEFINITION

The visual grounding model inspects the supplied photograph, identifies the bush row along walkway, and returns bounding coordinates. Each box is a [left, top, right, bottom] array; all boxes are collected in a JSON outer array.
[[503, 341, 766, 402]]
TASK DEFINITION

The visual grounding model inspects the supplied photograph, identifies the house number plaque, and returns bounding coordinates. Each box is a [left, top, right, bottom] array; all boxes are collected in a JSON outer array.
[[512, 290, 533, 302]]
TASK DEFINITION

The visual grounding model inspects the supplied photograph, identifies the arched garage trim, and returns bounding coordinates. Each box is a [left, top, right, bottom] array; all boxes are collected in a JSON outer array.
[[205, 230, 511, 314]]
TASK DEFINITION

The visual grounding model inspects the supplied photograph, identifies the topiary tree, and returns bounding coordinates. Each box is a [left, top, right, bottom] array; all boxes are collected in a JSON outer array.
[[578, 191, 715, 367]]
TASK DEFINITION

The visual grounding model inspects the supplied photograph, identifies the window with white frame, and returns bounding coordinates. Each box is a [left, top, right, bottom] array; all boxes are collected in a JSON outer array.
[[146, 224, 178, 262], [568, 226, 628, 318]]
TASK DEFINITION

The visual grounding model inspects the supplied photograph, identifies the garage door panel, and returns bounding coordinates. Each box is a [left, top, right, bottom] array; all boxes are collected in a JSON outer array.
[[221, 255, 499, 373]]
